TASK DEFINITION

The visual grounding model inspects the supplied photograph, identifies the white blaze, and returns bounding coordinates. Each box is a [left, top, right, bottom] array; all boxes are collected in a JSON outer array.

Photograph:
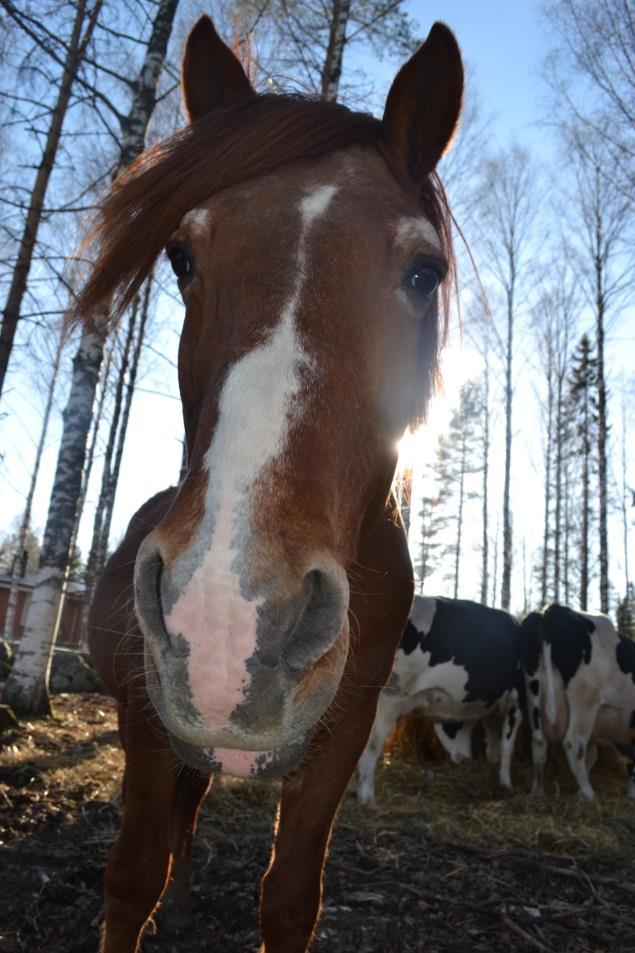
[[165, 184, 339, 728]]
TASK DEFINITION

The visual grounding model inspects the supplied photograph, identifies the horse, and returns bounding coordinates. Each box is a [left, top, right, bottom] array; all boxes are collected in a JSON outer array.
[[79, 15, 463, 953]]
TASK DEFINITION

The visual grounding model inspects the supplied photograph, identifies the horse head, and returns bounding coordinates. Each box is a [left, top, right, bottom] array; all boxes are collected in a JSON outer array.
[[76, 16, 463, 777]]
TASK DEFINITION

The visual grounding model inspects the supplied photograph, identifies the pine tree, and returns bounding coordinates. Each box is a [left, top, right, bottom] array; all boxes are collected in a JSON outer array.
[[435, 381, 483, 599], [414, 483, 446, 594], [617, 583, 635, 640], [568, 333, 599, 610]]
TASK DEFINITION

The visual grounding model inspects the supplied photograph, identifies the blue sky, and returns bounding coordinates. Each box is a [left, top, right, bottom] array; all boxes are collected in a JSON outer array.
[[360, 0, 549, 150], [431, 0, 546, 143]]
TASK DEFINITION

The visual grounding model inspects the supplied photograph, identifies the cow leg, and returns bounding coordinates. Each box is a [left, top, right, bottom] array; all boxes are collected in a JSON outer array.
[[562, 706, 599, 800], [482, 716, 501, 764], [585, 741, 598, 772], [525, 676, 547, 796], [434, 721, 474, 764], [499, 689, 522, 790], [158, 768, 212, 935], [613, 743, 635, 798], [100, 697, 182, 953], [530, 735, 547, 795], [355, 693, 403, 805]]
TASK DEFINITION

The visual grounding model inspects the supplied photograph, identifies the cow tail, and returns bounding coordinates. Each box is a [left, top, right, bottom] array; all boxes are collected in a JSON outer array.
[[544, 640, 557, 725]]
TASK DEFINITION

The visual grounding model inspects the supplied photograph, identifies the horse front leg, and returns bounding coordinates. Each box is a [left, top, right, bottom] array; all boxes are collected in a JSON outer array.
[[158, 767, 212, 934], [259, 684, 384, 953], [100, 695, 181, 953], [259, 545, 413, 952], [256, 496, 413, 953]]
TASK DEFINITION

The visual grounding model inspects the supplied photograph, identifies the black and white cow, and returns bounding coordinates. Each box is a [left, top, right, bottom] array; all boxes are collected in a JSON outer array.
[[354, 596, 524, 804], [520, 603, 635, 799]]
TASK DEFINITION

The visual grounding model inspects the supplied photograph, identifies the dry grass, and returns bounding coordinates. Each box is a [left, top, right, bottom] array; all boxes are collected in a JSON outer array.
[[342, 713, 635, 859]]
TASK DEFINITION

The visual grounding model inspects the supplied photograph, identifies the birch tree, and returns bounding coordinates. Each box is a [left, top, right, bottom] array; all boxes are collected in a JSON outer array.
[[564, 127, 632, 612], [2, 333, 63, 643], [465, 308, 494, 606], [0, 0, 103, 400], [3, 0, 180, 716], [534, 263, 578, 603], [477, 144, 536, 610], [544, 0, 635, 201], [479, 343, 491, 605], [84, 276, 152, 610], [618, 390, 632, 617], [239, 0, 416, 103]]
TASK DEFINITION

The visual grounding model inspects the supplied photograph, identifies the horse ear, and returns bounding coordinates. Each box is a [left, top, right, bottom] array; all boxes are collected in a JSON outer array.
[[182, 16, 254, 122], [383, 22, 463, 182]]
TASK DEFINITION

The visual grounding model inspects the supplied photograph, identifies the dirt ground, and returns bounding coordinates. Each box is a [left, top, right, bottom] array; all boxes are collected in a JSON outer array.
[[1, 694, 635, 953]]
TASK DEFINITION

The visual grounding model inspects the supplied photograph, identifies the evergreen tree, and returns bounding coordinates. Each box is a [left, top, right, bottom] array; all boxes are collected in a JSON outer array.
[[414, 480, 446, 594], [435, 381, 483, 599], [617, 583, 635, 640], [568, 333, 599, 610]]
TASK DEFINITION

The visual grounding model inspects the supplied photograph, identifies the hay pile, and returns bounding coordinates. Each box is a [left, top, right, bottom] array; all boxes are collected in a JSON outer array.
[[368, 712, 632, 852]]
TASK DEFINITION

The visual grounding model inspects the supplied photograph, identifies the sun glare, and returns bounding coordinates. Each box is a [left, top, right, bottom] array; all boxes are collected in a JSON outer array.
[[397, 342, 483, 475]]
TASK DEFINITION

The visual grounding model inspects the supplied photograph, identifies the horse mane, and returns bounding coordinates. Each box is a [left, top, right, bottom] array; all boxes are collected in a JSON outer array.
[[71, 93, 455, 344]]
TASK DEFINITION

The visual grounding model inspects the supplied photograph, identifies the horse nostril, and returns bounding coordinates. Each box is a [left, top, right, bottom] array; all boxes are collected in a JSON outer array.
[[282, 567, 348, 673], [155, 551, 165, 615], [135, 542, 179, 652]]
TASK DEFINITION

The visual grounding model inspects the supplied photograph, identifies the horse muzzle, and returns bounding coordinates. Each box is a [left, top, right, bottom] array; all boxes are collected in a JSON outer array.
[[134, 534, 350, 764]]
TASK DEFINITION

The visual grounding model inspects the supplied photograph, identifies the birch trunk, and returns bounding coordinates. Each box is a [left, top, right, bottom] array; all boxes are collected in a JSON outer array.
[[77, 338, 114, 638], [492, 516, 500, 608], [563, 452, 572, 605], [3, 321, 104, 714], [596, 289, 609, 613], [480, 352, 490, 605], [84, 298, 138, 607], [2, 342, 62, 643], [620, 404, 630, 602], [2, 0, 180, 715], [501, 281, 514, 610], [92, 277, 151, 593], [553, 377, 564, 602], [580, 368, 591, 611], [541, 372, 554, 606], [453, 440, 466, 600], [320, 0, 351, 102], [0, 0, 102, 400], [480, 147, 534, 610]]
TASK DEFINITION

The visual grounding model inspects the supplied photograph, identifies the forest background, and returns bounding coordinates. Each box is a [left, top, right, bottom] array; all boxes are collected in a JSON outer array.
[[0, 0, 633, 714]]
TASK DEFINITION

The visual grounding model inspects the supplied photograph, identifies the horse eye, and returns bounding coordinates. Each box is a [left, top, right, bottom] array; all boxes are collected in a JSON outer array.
[[407, 264, 443, 300], [166, 244, 194, 283]]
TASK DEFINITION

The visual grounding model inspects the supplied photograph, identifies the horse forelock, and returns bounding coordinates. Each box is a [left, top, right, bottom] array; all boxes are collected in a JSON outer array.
[[70, 93, 454, 371]]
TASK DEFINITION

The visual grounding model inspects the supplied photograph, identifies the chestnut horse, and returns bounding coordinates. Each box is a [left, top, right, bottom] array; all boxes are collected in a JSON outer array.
[[80, 15, 463, 953]]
